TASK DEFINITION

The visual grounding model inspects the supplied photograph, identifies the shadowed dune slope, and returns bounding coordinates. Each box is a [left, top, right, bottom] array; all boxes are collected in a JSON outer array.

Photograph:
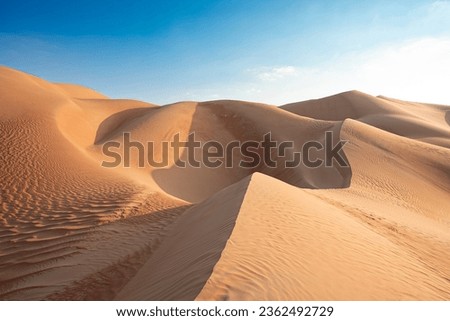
[[115, 176, 251, 300], [89, 99, 351, 202]]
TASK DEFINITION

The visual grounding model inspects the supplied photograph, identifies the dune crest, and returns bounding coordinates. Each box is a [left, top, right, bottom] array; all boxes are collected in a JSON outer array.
[[281, 90, 450, 148], [197, 173, 450, 300]]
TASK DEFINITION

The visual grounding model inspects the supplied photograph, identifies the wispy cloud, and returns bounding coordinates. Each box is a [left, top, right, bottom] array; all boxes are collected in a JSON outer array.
[[249, 66, 298, 81], [428, 0, 450, 14]]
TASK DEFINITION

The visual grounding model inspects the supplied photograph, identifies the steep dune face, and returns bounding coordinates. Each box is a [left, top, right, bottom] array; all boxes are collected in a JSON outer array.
[[152, 100, 351, 202], [91, 99, 351, 202], [116, 176, 251, 300], [1, 66, 449, 300]]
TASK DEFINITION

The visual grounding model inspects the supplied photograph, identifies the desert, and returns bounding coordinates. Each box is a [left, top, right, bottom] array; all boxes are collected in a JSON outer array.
[[1, 66, 449, 300]]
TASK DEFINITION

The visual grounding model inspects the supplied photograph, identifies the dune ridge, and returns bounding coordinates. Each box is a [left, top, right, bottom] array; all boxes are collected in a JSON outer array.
[[281, 90, 450, 148], [0, 66, 449, 300]]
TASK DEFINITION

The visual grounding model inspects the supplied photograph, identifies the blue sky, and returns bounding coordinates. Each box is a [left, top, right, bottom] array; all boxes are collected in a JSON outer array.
[[1, 0, 450, 105]]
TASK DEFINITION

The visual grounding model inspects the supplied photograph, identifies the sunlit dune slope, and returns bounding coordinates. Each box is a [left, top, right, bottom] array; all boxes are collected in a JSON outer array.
[[281, 90, 450, 148], [0, 67, 180, 299]]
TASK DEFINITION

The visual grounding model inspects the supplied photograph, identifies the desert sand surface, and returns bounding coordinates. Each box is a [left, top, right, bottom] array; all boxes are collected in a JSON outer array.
[[1, 66, 450, 300]]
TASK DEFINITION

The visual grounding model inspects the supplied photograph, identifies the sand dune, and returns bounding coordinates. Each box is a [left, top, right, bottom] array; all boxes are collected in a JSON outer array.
[[281, 90, 450, 148], [197, 173, 450, 300], [1, 66, 449, 300]]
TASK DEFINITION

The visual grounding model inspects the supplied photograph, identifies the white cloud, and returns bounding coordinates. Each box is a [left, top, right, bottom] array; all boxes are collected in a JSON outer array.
[[428, 0, 450, 15], [250, 65, 298, 81], [355, 38, 450, 104], [240, 37, 450, 105]]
